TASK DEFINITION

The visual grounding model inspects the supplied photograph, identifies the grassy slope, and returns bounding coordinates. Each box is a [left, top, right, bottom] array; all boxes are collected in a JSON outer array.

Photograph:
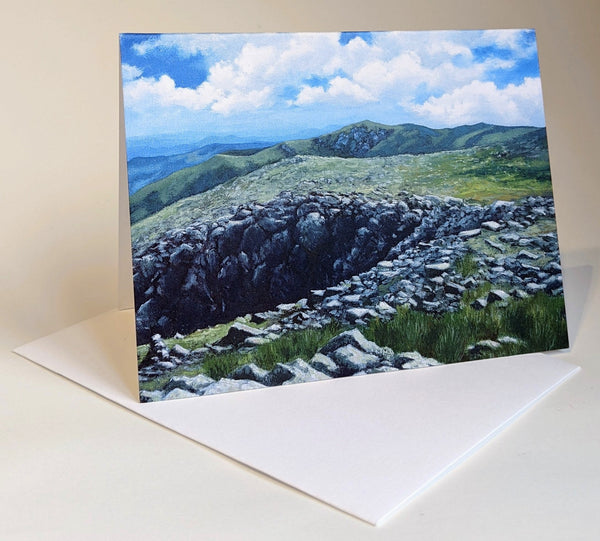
[[127, 141, 272, 195], [129, 121, 546, 224], [131, 146, 554, 249]]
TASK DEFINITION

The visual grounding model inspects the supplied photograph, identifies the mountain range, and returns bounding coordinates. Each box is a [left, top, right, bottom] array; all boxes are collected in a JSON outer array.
[[129, 121, 548, 225], [127, 141, 274, 194]]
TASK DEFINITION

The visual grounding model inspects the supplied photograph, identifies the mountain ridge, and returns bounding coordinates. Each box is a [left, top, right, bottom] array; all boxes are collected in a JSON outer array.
[[129, 121, 548, 224], [127, 141, 273, 195]]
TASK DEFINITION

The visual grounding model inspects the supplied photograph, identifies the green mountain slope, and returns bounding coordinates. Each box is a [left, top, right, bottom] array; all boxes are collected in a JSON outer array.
[[131, 145, 554, 250], [129, 121, 547, 224], [127, 141, 272, 195]]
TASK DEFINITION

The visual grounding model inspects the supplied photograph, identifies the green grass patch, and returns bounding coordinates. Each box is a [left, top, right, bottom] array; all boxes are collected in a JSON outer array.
[[136, 318, 261, 365], [131, 145, 554, 249], [139, 290, 568, 389], [364, 290, 568, 363], [252, 321, 346, 371], [504, 293, 569, 351], [201, 351, 254, 381], [454, 252, 479, 277], [199, 320, 347, 380]]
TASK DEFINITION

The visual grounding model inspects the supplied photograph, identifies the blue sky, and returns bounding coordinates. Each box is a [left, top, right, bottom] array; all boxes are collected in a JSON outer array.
[[120, 29, 545, 143]]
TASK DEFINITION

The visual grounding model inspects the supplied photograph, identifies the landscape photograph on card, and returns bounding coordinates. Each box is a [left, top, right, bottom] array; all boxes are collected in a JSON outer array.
[[120, 30, 569, 402]]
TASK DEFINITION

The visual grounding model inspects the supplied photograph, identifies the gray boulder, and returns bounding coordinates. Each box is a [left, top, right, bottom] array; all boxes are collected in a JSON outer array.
[[201, 378, 266, 396], [487, 289, 510, 303], [467, 339, 502, 358], [309, 352, 341, 377], [425, 262, 451, 277], [458, 228, 481, 239], [164, 388, 200, 401], [162, 374, 215, 394], [320, 328, 391, 359], [345, 307, 379, 323], [471, 297, 488, 310], [216, 322, 264, 347], [268, 359, 331, 386], [395, 352, 441, 369], [328, 345, 380, 375], [230, 363, 270, 384], [139, 390, 164, 403], [481, 221, 503, 232]]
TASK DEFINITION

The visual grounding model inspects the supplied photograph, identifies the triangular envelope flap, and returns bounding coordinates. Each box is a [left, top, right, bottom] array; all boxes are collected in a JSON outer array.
[[14, 309, 579, 525]]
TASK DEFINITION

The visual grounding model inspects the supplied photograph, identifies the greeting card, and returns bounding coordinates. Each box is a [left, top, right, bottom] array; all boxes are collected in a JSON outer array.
[[120, 30, 569, 402]]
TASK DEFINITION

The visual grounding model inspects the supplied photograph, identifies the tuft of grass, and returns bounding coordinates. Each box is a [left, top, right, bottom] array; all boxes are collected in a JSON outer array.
[[198, 320, 347, 380], [364, 307, 432, 353], [454, 252, 479, 277], [252, 321, 345, 371], [364, 290, 568, 364], [504, 292, 569, 351], [201, 351, 253, 381]]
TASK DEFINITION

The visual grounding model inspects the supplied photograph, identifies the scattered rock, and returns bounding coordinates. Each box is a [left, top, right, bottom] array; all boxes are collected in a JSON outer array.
[[467, 339, 502, 358], [164, 388, 199, 401], [328, 345, 380, 375], [395, 352, 441, 369], [481, 221, 503, 231], [517, 250, 540, 260], [309, 352, 341, 377], [485, 239, 505, 252], [216, 322, 264, 347], [487, 289, 511, 303], [230, 363, 270, 384], [163, 374, 215, 394], [202, 378, 267, 396], [269, 359, 331, 386], [425, 262, 451, 276], [458, 228, 481, 239], [133, 192, 565, 398], [471, 297, 488, 310]]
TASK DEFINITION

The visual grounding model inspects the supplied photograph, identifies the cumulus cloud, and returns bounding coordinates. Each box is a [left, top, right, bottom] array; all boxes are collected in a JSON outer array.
[[411, 77, 544, 126], [294, 76, 375, 105], [428, 40, 473, 59], [122, 29, 544, 130], [124, 75, 217, 111], [121, 63, 142, 81], [479, 29, 537, 57]]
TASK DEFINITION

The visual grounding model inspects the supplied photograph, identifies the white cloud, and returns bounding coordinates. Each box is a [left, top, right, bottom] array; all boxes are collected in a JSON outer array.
[[210, 87, 273, 115], [294, 76, 375, 105], [411, 77, 544, 126], [123, 75, 218, 111], [121, 64, 142, 81], [479, 29, 537, 57], [428, 40, 473, 59], [123, 29, 544, 128]]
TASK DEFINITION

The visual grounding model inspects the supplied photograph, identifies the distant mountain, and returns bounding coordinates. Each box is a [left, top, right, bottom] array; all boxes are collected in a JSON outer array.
[[127, 142, 273, 194], [129, 121, 548, 224]]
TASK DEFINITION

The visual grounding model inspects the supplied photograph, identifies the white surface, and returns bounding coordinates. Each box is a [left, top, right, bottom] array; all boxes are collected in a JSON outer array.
[[13, 309, 579, 525], [2, 0, 600, 539]]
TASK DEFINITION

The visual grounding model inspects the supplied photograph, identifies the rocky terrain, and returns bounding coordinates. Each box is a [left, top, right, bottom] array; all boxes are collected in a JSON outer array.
[[133, 191, 565, 401]]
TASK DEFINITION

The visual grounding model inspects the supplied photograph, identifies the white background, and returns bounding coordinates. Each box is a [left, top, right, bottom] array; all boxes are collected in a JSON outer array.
[[1, 1, 599, 539]]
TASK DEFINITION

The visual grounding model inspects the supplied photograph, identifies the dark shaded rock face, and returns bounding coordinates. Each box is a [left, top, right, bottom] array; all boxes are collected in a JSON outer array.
[[132, 191, 560, 345], [132, 191, 420, 342], [316, 125, 392, 157]]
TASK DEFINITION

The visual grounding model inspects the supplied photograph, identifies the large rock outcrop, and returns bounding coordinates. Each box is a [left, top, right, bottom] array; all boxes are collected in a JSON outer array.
[[132, 191, 561, 345], [132, 191, 421, 341]]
